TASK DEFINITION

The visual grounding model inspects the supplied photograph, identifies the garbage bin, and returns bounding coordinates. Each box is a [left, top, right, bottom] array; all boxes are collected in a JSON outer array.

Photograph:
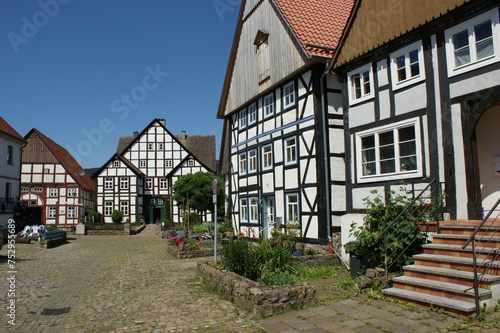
[[346, 241, 365, 277]]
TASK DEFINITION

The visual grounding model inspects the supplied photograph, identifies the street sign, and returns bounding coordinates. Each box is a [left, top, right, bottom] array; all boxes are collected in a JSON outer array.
[[212, 178, 217, 194]]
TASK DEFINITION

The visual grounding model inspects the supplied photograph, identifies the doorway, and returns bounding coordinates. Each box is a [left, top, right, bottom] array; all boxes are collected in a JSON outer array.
[[262, 196, 275, 239]]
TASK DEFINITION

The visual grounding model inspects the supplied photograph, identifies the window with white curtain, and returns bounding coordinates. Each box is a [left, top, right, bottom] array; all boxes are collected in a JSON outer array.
[[445, 9, 499, 76], [356, 118, 422, 182]]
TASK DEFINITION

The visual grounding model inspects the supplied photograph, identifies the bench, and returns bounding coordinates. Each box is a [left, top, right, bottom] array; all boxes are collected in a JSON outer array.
[[40, 230, 67, 248]]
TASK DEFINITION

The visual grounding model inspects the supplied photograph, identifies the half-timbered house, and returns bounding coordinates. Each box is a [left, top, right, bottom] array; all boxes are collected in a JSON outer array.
[[20, 129, 96, 228], [0, 117, 25, 231], [217, 0, 353, 244], [329, 0, 500, 254], [93, 119, 216, 224]]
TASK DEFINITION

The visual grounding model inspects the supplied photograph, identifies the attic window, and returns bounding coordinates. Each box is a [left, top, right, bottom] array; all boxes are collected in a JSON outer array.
[[255, 30, 270, 84], [254, 30, 269, 46]]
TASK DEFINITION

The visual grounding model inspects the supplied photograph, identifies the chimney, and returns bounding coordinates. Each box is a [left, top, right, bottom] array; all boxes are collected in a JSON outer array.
[[133, 131, 139, 138], [158, 119, 166, 127], [181, 131, 187, 145]]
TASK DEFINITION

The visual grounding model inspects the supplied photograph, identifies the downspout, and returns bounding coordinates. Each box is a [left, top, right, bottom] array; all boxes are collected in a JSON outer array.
[[320, 61, 333, 253]]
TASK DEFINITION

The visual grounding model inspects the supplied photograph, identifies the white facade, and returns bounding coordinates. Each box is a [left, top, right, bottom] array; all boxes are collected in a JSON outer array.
[[94, 119, 214, 224]]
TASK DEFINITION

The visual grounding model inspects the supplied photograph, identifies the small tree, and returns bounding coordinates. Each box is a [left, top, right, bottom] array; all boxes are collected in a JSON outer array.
[[172, 171, 225, 217], [87, 210, 103, 223], [111, 210, 124, 223]]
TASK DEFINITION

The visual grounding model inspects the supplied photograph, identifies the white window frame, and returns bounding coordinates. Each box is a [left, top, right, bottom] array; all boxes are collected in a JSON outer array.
[[113, 160, 120, 168], [104, 201, 113, 215], [187, 159, 195, 166], [48, 188, 58, 197], [263, 94, 274, 118], [104, 177, 113, 190], [147, 143, 153, 150], [48, 206, 57, 218], [165, 160, 173, 168], [158, 143, 164, 150], [120, 201, 129, 216], [285, 137, 297, 165], [239, 152, 247, 175], [146, 178, 152, 189], [286, 193, 299, 223], [140, 160, 147, 168], [355, 118, 422, 183], [120, 177, 129, 190], [445, 9, 499, 77], [240, 198, 248, 223], [248, 149, 257, 173], [390, 41, 425, 90], [262, 144, 273, 170], [347, 63, 374, 105], [283, 81, 295, 109], [248, 103, 257, 125], [239, 109, 247, 129], [67, 188, 77, 197], [249, 197, 259, 224], [67, 206, 75, 218], [159, 178, 168, 189]]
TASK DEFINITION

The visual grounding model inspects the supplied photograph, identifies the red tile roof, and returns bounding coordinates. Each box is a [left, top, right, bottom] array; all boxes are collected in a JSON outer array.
[[28, 129, 96, 192], [274, 0, 354, 58], [0, 116, 25, 142]]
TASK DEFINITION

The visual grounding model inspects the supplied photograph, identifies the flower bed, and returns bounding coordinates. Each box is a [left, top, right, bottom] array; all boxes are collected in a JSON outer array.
[[167, 243, 217, 259], [197, 261, 316, 318]]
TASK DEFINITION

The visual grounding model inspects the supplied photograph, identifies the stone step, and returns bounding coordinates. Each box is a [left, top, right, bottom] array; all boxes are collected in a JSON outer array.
[[439, 225, 500, 237], [382, 288, 477, 315], [403, 264, 500, 288], [413, 253, 500, 275], [392, 276, 491, 303], [422, 243, 500, 261], [432, 234, 500, 248]]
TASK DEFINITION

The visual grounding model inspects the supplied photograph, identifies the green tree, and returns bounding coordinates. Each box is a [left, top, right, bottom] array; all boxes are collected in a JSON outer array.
[[172, 172, 225, 217], [111, 210, 124, 223]]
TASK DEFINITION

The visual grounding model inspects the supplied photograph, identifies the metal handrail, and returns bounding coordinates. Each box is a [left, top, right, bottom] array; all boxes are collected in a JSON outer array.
[[374, 179, 436, 244], [462, 196, 500, 316]]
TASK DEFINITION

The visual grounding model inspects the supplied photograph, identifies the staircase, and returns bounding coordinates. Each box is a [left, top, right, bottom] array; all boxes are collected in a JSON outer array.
[[382, 220, 500, 316]]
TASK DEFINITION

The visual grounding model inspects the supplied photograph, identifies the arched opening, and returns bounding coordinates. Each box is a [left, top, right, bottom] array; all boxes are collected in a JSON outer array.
[[476, 102, 500, 217]]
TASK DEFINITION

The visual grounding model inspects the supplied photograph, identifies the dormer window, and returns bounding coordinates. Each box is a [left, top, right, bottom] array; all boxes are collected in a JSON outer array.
[[255, 30, 270, 84]]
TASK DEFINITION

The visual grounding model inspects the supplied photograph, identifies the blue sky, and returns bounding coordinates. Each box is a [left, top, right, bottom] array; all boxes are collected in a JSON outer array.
[[1, 0, 240, 168]]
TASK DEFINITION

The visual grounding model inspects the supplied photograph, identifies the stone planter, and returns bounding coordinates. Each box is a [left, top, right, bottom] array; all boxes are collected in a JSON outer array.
[[167, 244, 217, 259], [197, 261, 316, 318]]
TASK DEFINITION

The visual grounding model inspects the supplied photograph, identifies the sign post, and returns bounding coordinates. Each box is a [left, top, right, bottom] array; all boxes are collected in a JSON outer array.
[[212, 179, 218, 263]]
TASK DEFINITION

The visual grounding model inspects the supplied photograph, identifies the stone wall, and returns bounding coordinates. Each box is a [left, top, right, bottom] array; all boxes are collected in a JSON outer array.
[[197, 261, 316, 318], [293, 254, 340, 266], [86, 230, 127, 236], [167, 244, 217, 259]]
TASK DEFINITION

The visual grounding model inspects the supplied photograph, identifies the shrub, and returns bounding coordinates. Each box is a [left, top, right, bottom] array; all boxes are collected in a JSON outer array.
[[183, 211, 200, 224], [345, 187, 442, 271], [220, 239, 260, 281], [87, 210, 102, 223], [111, 210, 124, 223]]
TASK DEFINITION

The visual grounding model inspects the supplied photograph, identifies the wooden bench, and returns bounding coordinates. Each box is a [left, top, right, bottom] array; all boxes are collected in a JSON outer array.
[[40, 230, 67, 248]]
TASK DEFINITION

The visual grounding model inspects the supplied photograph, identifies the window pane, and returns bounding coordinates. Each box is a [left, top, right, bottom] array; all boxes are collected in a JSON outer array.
[[379, 131, 394, 146], [475, 20, 492, 42], [409, 50, 420, 77], [361, 136, 376, 176], [399, 126, 415, 141], [362, 71, 371, 94], [353, 75, 361, 99], [396, 55, 406, 82], [453, 30, 471, 66], [380, 160, 396, 174]]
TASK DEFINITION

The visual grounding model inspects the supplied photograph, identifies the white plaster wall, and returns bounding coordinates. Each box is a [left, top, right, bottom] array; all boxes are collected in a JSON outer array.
[[348, 101, 376, 128], [394, 83, 427, 115], [451, 103, 469, 219], [340, 213, 366, 262], [352, 186, 384, 210], [378, 89, 391, 120], [449, 68, 500, 99], [476, 105, 500, 217]]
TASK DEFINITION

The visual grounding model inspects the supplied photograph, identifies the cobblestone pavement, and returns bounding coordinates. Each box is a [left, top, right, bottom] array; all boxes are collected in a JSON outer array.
[[1, 226, 496, 333], [0, 226, 266, 332]]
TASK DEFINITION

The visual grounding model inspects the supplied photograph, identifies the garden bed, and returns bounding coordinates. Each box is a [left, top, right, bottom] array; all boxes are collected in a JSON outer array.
[[167, 243, 218, 259], [197, 261, 316, 318]]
